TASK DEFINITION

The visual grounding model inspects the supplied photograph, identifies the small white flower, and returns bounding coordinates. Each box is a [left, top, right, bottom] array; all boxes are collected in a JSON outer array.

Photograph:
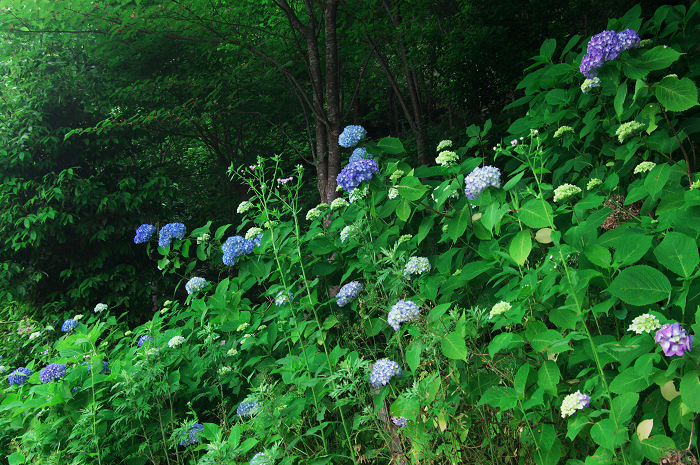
[[218, 366, 232, 376], [29, 331, 41, 341], [489, 301, 511, 319], [74, 314, 83, 321], [168, 336, 186, 348]]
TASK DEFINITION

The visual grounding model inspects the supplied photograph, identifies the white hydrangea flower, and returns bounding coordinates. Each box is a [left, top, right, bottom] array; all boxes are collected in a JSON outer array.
[[330, 198, 349, 210], [628, 314, 661, 334], [489, 301, 511, 319], [237, 201, 254, 214], [218, 366, 232, 376], [553, 183, 582, 202], [168, 336, 186, 348], [561, 391, 591, 418], [587, 178, 602, 190], [436, 140, 453, 151], [634, 161, 656, 174]]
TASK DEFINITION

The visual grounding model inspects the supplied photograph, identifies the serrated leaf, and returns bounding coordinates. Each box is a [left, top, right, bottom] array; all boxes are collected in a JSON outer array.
[[397, 176, 427, 201], [655, 76, 699, 112], [406, 343, 421, 373], [591, 419, 628, 450], [440, 331, 468, 362], [612, 392, 639, 426], [537, 360, 560, 395], [653, 232, 700, 278], [641, 435, 676, 463], [609, 367, 651, 394], [518, 199, 553, 228], [640, 46, 683, 71], [614, 84, 628, 117], [680, 372, 700, 413], [396, 199, 411, 221], [607, 265, 671, 306], [509, 229, 532, 266], [447, 208, 471, 241], [377, 136, 405, 154]]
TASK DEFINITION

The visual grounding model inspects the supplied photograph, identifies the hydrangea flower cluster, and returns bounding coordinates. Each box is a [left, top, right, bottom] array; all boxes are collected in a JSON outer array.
[[489, 301, 512, 319], [40, 363, 67, 383], [554, 126, 574, 138], [250, 452, 271, 465], [237, 201, 254, 214], [275, 291, 293, 306], [94, 303, 107, 313], [185, 277, 209, 295], [405, 257, 430, 277], [8, 367, 32, 386], [245, 228, 264, 243], [580, 29, 641, 79], [137, 335, 151, 347], [388, 300, 420, 331], [237, 401, 259, 417], [306, 207, 323, 221], [340, 225, 359, 243], [390, 170, 404, 183], [178, 423, 204, 447], [655, 323, 693, 357], [196, 233, 210, 245], [222, 236, 257, 266], [158, 223, 186, 248], [61, 318, 78, 332], [87, 361, 110, 375], [553, 183, 582, 202], [634, 161, 656, 174], [349, 184, 369, 203], [580, 77, 601, 94], [587, 178, 603, 190], [218, 366, 232, 376], [336, 281, 362, 307], [616, 121, 646, 143], [436, 150, 459, 167], [464, 166, 502, 200], [388, 187, 399, 199], [370, 358, 402, 388], [330, 198, 349, 210], [29, 331, 41, 341], [134, 224, 156, 244], [436, 140, 453, 151], [392, 416, 409, 427], [561, 391, 591, 418], [398, 234, 412, 243], [628, 313, 661, 334], [338, 125, 367, 148], [336, 158, 379, 192], [169, 336, 186, 348], [349, 147, 373, 163]]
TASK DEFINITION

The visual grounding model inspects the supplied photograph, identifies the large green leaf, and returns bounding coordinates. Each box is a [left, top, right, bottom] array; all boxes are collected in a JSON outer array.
[[509, 229, 532, 266], [607, 265, 671, 306], [590, 419, 628, 450], [397, 176, 427, 201], [612, 234, 652, 268], [654, 76, 699, 112], [641, 435, 676, 463], [518, 199, 553, 228], [447, 208, 471, 241], [396, 199, 411, 221], [612, 392, 639, 426], [680, 371, 700, 413], [377, 136, 406, 154], [537, 360, 560, 396], [609, 367, 651, 394], [653, 232, 700, 278], [440, 331, 468, 362]]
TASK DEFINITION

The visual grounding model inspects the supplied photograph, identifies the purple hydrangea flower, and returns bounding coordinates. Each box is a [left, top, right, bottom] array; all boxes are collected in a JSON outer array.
[[40, 363, 67, 383], [349, 147, 373, 163], [222, 236, 256, 266], [561, 390, 591, 418], [237, 401, 259, 417], [134, 224, 156, 244], [388, 300, 420, 331], [370, 358, 402, 388], [7, 367, 32, 386], [338, 125, 368, 148], [137, 335, 151, 347], [185, 277, 209, 295], [336, 281, 362, 307], [580, 29, 641, 78], [61, 318, 79, 332], [158, 222, 186, 248], [655, 323, 693, 357], [178, 423, 204, 447], [464, 166, 502, 200], [392, 416, 409, 427], [336, 158, 379, 192]]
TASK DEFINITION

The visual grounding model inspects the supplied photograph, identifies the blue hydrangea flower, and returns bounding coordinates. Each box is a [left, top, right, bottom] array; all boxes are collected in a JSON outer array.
[[250, 452, 271, 465], [338, 125, 368, 148], [158, 223, 186, 248], [349, 147, 373, 163], [222, 236, 257, 266], [405, 257, 430, 277], [134, 224, 156, 244], [580, 29, 640, 78], [464, 166, 501, 200], [178, 423, 204, 447], [237, 401, 259, 417], [336, 158, 379, 192], [61, 318, 79, 332], [137, 335, 151, 347], [185, 277, 209, 295], [370, 358, 402, 388], [40, 364, 67, 383], [388, 300, 420, 331], [86, 361, 110, 375], [7, 367, 32, 386], [94, 303, 108, 313], [336, 281, 362, 307], [275, 291, 293, 307]]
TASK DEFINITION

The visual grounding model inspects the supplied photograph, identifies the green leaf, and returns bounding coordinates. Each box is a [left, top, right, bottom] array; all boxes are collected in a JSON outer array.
[[514, 364, 529, 398], [488, 333, 524, 357], [612, 392, 639, 426], [396, 199, 411, 221], [654, 232, 700, 278], [654, 76, 699, 112], [609, 367, 651, 394], [641, 435, 676, 463], [614, 84, 628, 118], [639, 46, 683, 71], [406, 343, 421, 373], [590, 419, 629, 450], [545, 88, 569, 106], [447, 208, 471, 241], [537, 360, 560, 396], [607, 265, 671, 306], [612, 234, 652, 268], [509, 229, 532, 266], [530, 329, 563, 352], [397, 176, 427, 201], [377, 136, 405, 154], [644, 163, 671, 199], [440, 331, 468, 362], [680, 371, 700, 413], [518, 199, 553, 228]]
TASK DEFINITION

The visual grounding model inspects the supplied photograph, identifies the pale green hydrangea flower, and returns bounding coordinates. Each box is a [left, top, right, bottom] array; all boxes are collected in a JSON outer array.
[[587, 178, 602, 190], [388, 187, 399, 199], [561, 391, 591, 418], [390, 170, 404, 183], [634, 161, 656, 174], [227, 348, 238, 356], [263, 220, 278, 229], [442, 224, 449, 233], [349, 185, 369, 203], [691, 180, 700, 190], [237, 322, 249, 332], [581, 77, 601, 94], [436, 150, 459, 167], [316, 203, 329, 210], [340, 225, 359, 243], [196, 233, 210, 245], [436, 140, 453, 151], [330, 198, 349, 210], [628, 314, 661, 334], [218, 366, 232, 376], [168, 336, 186, 348], [554, 126, 574, 138], [306, 208, 323, 221], [553, 183, 582, 202], [246, 227, 263, 239], [489, 301, 511, 319], [398, 234, 412, 243], [616, 121, 646, 143], [237, 201, 254, 214]]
